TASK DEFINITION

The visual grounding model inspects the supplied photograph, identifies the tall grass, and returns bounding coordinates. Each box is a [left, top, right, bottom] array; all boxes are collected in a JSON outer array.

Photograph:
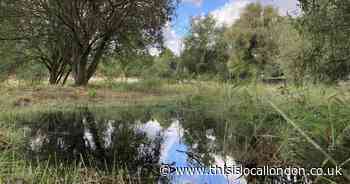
[[177, 82, 350, 183]]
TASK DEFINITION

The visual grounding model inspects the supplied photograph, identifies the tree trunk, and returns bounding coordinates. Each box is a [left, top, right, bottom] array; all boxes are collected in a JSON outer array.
[[73, 53, 89, 86], [61, 69, 71, 86], [48, 68, 63, 85], [49, 72, 58, 85], [74, 64, 89, 86], [48, 67, 69, 85], [72, 36, 109, 86], [45, 56, 69, 86]]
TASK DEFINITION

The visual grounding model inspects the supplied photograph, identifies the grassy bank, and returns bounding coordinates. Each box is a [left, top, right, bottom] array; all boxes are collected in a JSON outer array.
[[177, 83, 350, 183], [0, 79, 349, 183]]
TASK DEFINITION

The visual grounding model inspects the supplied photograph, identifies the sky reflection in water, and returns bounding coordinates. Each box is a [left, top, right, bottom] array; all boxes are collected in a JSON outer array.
[[26, 111, 246, 184]]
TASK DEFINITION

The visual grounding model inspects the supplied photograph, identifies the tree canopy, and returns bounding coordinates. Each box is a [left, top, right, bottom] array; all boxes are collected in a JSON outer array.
[[181, 15, 229, 77], [298, 0, 350, 82], [0, 0, 177, 85], [224, 3, 282, 81], [1, 1, 349, 86]]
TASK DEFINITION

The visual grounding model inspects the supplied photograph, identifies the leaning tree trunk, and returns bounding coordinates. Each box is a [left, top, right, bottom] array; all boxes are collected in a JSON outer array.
[[72, 37, 109, 86], [49, 71, 60, 85], [42, 56, 69, 86]]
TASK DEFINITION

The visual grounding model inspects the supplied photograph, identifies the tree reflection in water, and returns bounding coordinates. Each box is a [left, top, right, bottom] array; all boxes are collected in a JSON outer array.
[[25, 109, 163, 180], [22, 108, 245, 184]]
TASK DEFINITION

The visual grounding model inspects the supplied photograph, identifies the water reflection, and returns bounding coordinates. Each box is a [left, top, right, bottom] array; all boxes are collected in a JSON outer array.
[[160, 121, 245, 184], [25, 110, 162, 181], [23, 109, 245, 184]]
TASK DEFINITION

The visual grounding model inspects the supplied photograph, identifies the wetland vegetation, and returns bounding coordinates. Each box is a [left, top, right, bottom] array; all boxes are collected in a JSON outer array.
[[0, 0, 349, 184]]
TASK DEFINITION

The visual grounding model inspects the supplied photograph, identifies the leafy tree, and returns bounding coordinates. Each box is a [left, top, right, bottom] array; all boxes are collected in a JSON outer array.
[[0, 0, 177, 86], [0, 0, 72, 85], [273, 18, 311, 86], [0, 1, 25, 81], [151, 48, 178, 78], [0, 41, 18, 81], [99, 50, 154, 82], [181, 15, 229, 77], [298, 0, 350, 82], [225, 3, 282, 81]]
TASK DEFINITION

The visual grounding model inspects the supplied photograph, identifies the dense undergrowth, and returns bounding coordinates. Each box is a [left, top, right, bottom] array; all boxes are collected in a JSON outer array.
[[178, 84, 350, 183]]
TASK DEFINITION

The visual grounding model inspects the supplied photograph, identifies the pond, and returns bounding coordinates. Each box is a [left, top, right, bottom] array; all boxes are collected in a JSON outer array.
[[21, 108, 247, 184]]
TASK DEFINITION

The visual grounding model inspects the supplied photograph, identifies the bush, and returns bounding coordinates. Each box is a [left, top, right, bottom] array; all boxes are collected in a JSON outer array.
[[15, 61, 47, 86]]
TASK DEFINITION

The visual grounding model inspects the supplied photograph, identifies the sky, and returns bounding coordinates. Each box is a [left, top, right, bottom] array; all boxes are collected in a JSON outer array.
[[162, 0, 300, 55]]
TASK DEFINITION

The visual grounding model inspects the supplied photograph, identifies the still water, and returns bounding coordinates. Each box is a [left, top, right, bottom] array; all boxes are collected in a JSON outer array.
[[22, 109, 246, 184]]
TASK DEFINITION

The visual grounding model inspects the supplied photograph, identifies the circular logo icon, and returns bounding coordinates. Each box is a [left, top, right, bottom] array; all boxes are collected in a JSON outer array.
[[160, 164, 174, 176]]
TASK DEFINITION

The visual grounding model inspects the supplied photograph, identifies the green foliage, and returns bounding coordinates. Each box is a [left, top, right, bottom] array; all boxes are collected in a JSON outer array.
[[147, 48, 178, 78], [99, 52, 154, 81], [137, 78, 164, 92], [274, 18, 311, 86], [1, 0, 177, 86], [225, 3, 282, 81], [298, 0, 350, 82], [180, 15, 229, 78], [0, 41, 26, 81], [87, 88, 97, 99], [111, 78, 164, 93], [15, 61, 45, 78], [180, 84, 350, 183]]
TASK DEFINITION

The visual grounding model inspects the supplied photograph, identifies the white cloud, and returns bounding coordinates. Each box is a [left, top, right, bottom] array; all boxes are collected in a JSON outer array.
[[182, 0, 203, 7], [148, 47, 161, 56], [210, 0, 299, 27], [162, 23, 184, 56], [211, 0, 250, 27], [265, 0, 300, 16], [149, 23, 184, 56]]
